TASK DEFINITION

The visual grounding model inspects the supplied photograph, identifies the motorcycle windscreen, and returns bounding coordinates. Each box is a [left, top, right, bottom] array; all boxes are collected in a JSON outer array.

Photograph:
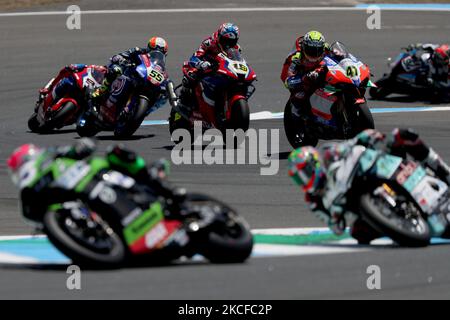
[[149, 51, 166, 69], [224, 47, 243, 62]]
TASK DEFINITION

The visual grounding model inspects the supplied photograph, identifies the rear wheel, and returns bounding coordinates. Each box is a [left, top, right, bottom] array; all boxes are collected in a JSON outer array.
[[360, 192, 430, 247], [283, 101, 318, 148], [185, 193, 253, 263], [44, 207, 127, 268], [114, 97, 149, 138], [27, 113, 41, 132]]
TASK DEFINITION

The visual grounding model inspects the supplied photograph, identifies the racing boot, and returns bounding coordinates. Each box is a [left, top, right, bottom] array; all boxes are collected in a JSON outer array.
[[176, 77, 195, 119], [291, 93, 312, 130], [424, 148, 450, 185], [90, 64, 122, 102], [90, 79, 111, 102]]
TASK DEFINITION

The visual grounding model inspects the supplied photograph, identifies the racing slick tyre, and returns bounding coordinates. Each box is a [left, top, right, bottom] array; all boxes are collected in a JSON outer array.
[[29, 102, 77, 133], [228, 99, 250, 132], [114, 97, 149, 138], [283, 101, 318, 148], [27, 113, 41, 132], [185, 193, 253, 263], [355, 102, 375, 133], [44, 209, 127, 268], [76, 118, 99, 137], [359, 193, 431, 247]]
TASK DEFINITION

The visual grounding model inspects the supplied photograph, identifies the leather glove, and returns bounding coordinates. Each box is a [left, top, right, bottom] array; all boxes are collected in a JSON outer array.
[[196, 60, 212, 71]]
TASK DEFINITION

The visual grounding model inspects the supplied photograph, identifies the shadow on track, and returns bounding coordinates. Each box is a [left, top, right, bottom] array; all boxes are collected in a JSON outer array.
[[0, 257, 230, 272], [73, 134, 155, 141], [266, 151, 291, 160], [27, 128, 78, 135]]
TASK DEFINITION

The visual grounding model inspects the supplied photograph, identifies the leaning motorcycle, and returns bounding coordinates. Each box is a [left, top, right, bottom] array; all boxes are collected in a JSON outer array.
[[369, 47, 450, 100], [168, 47, 256, 143], [28, 64, 107, 133], [77, 51, 170, 138], [341, 145, 450, 247], [284, 42, 375, 148], [20, 156, 253, 267]]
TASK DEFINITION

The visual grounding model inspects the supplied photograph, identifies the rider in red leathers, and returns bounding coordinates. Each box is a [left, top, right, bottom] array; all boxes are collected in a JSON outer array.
[[179, 22, 241, 122], [37, 64, 95, 110]]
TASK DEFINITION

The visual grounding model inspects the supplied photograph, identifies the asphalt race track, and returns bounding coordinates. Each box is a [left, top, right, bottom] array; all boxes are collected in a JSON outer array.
[[1, 6, 450, 299]]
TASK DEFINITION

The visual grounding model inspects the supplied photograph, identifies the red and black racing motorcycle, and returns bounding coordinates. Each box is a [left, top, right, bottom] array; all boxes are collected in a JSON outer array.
[[28, 64, 107, 133], [169, 47, 256, 142]]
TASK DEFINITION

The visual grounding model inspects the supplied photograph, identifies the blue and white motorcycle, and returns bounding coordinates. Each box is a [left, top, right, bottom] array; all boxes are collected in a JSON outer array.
[[370, 47, 449, 101], [77, 51, 174, 138]]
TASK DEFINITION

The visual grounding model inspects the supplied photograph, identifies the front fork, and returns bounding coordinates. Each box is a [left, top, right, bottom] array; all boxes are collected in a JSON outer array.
[[338, 92, 366, 137]]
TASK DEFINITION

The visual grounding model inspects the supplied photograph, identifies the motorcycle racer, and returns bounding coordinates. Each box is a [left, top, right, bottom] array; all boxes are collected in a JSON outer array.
[[83, 37, 171, 126], [7, 138, 181, 223], [37, 64, 91, 109], [393, 43, 449, 102], [91, 36, 169, 100], [287, 128, 450, 242], [178, 22, 241, 121], [281, 31, 330, 123]]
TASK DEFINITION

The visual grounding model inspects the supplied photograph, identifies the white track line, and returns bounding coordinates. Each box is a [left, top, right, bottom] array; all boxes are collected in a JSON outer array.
[[0, 252, 38, 264], [1, 6, 450, 17], [0, 235, 46, 241], [252, 243, 366, 257]]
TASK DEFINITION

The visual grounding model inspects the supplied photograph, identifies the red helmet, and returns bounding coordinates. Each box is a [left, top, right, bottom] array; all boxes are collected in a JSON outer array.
[[288, 146, 325, 193], [433, 44, 450, 66], [7, 144, 42, 185], [148, 36, 169, 56]]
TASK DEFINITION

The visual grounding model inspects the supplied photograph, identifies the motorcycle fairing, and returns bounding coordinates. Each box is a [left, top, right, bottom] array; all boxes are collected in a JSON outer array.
[[138, 54, 166, 86], [309, 88, 337, 121], [360, 149, 449, 216]]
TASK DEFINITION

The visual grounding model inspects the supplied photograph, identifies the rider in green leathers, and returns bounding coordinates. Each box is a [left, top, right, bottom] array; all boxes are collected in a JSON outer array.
[[7, 138, 180, 223]]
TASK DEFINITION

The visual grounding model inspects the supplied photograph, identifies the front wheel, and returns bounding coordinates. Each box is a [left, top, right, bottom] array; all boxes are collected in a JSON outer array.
[[228, 99, 250, 132], [185, 193, 253, 263], [28, 113, 42, 132], [355, 102, 375, 133], [283, 101, 318, 148], [359, 192, 430, 247], [44, 207, 127, 268], [114, 97, 149, 138], [76, 113, 99, 137], [28, 101, 78, 133]]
